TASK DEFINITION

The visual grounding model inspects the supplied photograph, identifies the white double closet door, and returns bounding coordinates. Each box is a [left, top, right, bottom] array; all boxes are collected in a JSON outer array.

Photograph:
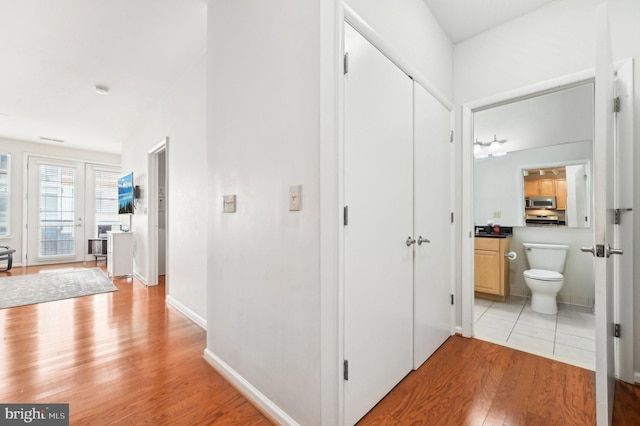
[[344, 24, 452, 425]]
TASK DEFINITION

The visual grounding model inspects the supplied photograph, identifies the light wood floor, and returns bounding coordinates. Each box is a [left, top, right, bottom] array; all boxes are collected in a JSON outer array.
[[1, 263, 638, 425]]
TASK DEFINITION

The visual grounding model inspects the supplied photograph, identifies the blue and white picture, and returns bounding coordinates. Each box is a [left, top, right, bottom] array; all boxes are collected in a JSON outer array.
[[118, 172, 134, 214]]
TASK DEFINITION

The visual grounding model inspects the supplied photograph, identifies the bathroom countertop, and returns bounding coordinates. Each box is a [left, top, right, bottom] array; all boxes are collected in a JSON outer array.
[[474, 226, 513, 239], [475, 233, 512, 239]]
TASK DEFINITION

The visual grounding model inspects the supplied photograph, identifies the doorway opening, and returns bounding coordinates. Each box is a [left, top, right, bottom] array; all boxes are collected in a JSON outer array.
[[147, 138, 168, 288], [461, 62, 634, 382]]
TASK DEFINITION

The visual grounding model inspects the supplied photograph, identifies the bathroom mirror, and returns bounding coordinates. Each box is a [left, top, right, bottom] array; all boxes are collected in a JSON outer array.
[[522, 161, 590, 228], [473, 83, 594, 229]]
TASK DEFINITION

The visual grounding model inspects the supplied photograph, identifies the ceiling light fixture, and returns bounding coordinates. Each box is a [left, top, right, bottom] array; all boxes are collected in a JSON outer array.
[[474, 134, 507, 158], [94, 85, 110, 95]]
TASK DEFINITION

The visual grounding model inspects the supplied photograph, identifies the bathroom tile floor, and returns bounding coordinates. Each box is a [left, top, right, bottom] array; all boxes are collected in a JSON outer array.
[[474, 295, 595, 370]]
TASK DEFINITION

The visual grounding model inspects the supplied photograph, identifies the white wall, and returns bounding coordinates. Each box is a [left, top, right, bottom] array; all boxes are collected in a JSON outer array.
[[206, 1, 322, 424], [205, 1, 452, 424], [453, 0, 640, 376], [120, 54, 207, 326], [345, 0, 453, 99], [0, 137, 120, 264]]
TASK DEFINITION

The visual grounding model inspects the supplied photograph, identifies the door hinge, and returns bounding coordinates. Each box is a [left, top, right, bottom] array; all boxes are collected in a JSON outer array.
[[450, 130, 454, 143], [614, 97, 621, 113], [344, 52, 349, 75], [343, 205, 349, 226], [450, 294, 454, 305], [614, 208, 633, 225], [450, 212, 454, 223], [614, 323, 621, 338], [343, 360, 349, 380]]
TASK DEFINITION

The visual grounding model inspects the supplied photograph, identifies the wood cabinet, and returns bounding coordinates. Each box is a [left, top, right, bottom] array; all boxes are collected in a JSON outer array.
[[107, 231, 133, 277], [474, 237, 511, 301], [538, 179, 555, 196], [525, 179, 555, 196], [524, 180, 539, 197], [555, 179, 567, 210]]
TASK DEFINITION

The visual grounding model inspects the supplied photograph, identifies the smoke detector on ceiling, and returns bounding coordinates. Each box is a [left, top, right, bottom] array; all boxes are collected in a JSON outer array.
[[94, 85, 110, 95]]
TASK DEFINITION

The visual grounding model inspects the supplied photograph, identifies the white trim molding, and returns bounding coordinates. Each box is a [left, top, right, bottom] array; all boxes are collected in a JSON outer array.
[[166, 295, 206, 330], [203, 349, 299, 426]]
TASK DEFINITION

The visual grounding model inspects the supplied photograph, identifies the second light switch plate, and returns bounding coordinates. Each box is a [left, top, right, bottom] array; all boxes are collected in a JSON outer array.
[[289, 185, 301, 211], [223, 194, 236, 213]]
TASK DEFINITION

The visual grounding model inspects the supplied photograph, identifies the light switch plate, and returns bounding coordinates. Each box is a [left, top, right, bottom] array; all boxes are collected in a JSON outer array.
[[289, 185, 301, 211], [223, 194, 236, 213]]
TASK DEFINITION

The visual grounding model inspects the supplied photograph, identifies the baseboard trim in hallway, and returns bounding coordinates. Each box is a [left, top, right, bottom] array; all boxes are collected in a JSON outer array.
[[203, 348, 298, 426]]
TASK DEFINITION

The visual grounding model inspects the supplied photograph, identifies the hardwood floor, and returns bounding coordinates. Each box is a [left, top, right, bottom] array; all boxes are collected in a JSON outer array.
[[1, 263, 638, 425], [359, 336, 640, 426], [0, 263, 272, 425]]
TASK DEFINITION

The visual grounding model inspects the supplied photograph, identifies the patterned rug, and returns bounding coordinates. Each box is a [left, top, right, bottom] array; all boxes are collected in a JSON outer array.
[[0, 268, 118, 309]]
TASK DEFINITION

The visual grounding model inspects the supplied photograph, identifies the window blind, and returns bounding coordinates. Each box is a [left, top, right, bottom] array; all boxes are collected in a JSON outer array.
[[95, 170, 120, 236], [38, 165, 75, 257], [0, 154, 9, 237]]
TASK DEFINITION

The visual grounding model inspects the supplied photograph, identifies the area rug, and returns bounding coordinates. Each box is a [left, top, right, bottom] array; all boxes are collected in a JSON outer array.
[[0, 268, 118, 309]]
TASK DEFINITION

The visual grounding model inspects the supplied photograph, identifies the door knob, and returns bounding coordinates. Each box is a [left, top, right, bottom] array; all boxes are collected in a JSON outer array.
[[406, 236, 416, 246], [606, 245, 623, 257], [417, 236, 430, 245], [580, 246, 595, 256], [581, 245, 606, 257]]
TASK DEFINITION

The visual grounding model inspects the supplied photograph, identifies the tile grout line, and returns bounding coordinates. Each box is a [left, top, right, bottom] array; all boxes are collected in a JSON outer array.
[[505, 296, 528, 343]]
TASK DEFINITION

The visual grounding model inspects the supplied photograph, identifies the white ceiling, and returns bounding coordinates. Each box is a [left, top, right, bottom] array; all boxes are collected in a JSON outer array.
[[423, 0, 557, 43], [0, 1, 558, 155], [0, 0, 207, 154]]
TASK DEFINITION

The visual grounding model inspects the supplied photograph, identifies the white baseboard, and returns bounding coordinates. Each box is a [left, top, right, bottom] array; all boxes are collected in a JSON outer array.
[[166, 295, 206, 330], [133, 271, 154, 285], [635, 371, 640, 384], [455, 325, 463, 336], [203, 348, 299, 426]]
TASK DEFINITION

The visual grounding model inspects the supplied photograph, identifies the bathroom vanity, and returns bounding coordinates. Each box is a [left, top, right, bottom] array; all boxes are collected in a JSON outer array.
[[474, 230, 512, 301]]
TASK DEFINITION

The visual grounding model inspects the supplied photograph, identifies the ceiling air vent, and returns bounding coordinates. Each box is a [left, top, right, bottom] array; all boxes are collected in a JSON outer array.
[[39, 136, 65, 143]]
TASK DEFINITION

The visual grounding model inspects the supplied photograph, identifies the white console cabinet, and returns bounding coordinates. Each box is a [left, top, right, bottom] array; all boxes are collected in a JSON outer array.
[[107, 231, 133, 277]]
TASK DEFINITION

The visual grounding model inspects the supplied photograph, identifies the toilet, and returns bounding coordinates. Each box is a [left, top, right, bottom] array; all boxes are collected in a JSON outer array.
[[522, 243, 569, 315]]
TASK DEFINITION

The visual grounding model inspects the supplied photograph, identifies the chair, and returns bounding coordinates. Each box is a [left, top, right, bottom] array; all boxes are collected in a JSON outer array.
[[0, 246, 16, 272]]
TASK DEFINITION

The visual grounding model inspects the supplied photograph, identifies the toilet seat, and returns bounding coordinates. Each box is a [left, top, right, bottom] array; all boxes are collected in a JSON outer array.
[[524, 269, 563, 282]]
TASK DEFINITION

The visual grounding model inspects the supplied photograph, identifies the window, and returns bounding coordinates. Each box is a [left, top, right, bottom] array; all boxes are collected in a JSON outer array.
[[94, 169, 120, 237], [38, 164, 76, 257], [0, 153, 10, 237]]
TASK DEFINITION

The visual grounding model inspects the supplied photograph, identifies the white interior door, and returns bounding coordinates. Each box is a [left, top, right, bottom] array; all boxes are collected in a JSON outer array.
[[413, 81, 453, 368], [27, 157, 86, 265], [592, 4, 616, 425], [344, 23, 414, 425]]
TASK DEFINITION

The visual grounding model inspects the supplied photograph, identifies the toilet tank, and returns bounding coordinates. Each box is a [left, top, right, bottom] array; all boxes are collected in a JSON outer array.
[[522, 243, 569, 273]]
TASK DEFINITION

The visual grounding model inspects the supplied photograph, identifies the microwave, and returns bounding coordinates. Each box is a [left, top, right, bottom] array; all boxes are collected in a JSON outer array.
[[525, 196, 556, 209]]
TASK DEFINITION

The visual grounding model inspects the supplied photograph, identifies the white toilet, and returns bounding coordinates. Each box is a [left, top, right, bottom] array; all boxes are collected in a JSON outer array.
[[522, 243, 569, 315]]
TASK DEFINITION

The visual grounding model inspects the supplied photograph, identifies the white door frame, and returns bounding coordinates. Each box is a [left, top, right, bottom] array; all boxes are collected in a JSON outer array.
[[460, 61, 633, 375], [25, 156, 87, 266], [147, 137, 168, 287]]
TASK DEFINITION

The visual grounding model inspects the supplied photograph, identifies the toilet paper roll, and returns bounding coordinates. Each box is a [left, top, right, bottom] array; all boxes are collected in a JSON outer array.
[[504, 251, 517, 260]]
